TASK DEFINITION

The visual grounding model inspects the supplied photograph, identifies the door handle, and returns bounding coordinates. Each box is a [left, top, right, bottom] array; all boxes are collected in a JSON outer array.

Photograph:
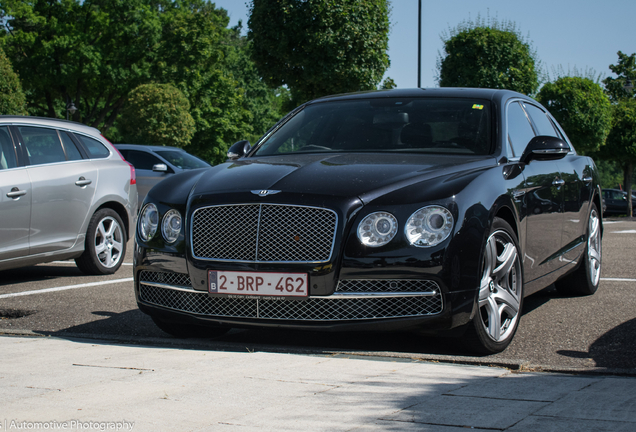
[[7, 187, 27, 198], [552, 178, 565, 187], [75, 176, 92, 187], [583, 176, 593, 184]]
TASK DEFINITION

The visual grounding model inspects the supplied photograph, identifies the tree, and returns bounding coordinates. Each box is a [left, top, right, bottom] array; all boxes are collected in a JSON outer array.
[[601, 51, 636, 216], [437, 16, 540, 95], [0, 0, 163, 130], [0, 46, 26, 114], [536, 77, 612, 155], [118, 83, 195, 147], [248, 0, 391, 106], [603, 51, 636, 103], [604, 100, 636, 216]]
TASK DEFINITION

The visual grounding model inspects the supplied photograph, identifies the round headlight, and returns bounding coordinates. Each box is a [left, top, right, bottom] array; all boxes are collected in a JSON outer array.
[[357, 212, 398, 247], [405, 206, 454, 247], [162, 209, 182, 243], [139, 203, 159, 241]]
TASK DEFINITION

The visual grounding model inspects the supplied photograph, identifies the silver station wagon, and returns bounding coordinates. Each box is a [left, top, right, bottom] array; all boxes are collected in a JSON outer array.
[[0, 116, 138, 275]]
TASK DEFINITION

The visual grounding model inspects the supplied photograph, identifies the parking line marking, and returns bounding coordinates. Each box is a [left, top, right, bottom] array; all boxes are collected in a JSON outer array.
[[0, 278, 134, 299], [601, 278, 636, 282], [51, 261, 134, 266]]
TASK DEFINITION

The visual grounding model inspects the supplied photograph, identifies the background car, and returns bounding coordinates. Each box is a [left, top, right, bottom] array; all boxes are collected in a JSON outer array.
[[0, 116, 137, 274], [133, 88, 602, 355], [114, 144, 210, 202], [602, 188, 635, 216]]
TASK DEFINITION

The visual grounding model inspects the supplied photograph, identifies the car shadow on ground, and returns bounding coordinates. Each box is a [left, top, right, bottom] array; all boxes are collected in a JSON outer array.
[[0, 263, 87, 286]]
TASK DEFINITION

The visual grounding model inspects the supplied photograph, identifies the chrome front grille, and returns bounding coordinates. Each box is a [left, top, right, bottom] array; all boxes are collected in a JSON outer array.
[[139, 271, 191, 288], [138, 275, 443, 321], [191, 204, 337, 263], [336, 279, 439, 293]]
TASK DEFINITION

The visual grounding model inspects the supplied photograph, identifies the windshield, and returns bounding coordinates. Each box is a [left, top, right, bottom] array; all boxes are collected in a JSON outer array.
[[155, 150, 210, 169], [254, 98, 492, 156]]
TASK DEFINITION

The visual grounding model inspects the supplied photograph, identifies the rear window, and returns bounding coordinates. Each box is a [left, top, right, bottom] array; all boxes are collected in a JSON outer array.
[[155, 150, 210, 169], [254, 98, 493, 156], [76, 134, 111, 159]]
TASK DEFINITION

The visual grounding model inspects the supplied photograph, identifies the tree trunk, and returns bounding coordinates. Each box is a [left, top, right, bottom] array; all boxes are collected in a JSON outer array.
[[626, 162, 634, 218]]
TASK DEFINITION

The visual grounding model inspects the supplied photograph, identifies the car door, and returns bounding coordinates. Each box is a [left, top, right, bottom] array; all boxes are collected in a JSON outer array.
[[119, 149, 173, 202], [15, 125, 97, 254], [507, 101, 565, 283], [0, 126, 31, 261]]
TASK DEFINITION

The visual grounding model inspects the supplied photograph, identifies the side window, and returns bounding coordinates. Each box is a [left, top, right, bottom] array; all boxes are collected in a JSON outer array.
[[507, 102, 536, 157], [19, 126, 67, 166], [124, 150, 164, 170], [59, 131, 83, 161], [0, 126, 18, 169], [523, 104, 559, 138], [76, 134, 111, 159]]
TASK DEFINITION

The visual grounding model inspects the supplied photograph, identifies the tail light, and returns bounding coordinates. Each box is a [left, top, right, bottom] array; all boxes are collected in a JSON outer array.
[[103, 134, 136, 185]]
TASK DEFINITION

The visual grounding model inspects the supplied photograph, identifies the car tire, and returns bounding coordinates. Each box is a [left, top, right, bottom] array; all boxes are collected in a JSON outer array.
[[151, 316, 231, 338], [462, 217, 523, 355], [75, 208, 126, 275], [555, 203, 601, 296]]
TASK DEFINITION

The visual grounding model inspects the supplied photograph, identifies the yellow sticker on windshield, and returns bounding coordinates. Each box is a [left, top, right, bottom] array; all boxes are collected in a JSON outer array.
[[472, 104, 484, 110]]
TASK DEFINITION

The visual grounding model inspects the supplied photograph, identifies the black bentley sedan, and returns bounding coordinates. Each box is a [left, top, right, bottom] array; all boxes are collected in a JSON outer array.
[[134, 88, 602, 354]]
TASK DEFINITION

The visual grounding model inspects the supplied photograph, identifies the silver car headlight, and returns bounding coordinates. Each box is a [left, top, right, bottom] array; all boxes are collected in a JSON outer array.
[[139, 203, 159, 241], [357, 211, 398, 247], [162, 209, 182, 243], [405, 205, 454, 247]]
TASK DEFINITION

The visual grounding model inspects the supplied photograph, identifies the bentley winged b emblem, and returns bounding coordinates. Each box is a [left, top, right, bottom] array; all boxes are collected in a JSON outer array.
[[251, 190, 282, 197]]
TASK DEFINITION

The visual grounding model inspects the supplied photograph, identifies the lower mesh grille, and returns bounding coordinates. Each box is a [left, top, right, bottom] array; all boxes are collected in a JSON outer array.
[[138, 279, 443, 321]]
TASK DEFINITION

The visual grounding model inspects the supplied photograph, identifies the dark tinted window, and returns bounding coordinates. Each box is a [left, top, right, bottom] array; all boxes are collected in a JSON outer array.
[[59, 131, 83, 161], [523, 103, 559, 138], [76, 134, 110, 158], [124, 150, 164, 170], [155, 150, 210, 169], [0, 127, 17, 169], [507, 102, 536, 157], [254, 98, 492, 156], [19, 126, 67, 165]]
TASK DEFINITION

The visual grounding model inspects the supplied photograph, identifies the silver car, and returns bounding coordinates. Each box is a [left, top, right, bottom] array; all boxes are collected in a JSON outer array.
[[114, 144, 211, 203], [0, 116, 138, 275]]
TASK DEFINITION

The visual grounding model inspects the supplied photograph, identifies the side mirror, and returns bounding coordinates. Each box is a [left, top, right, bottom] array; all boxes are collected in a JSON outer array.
[[227, 140, 251, 160], [152, 163, 168, 172], [520, 136, 569, 164]]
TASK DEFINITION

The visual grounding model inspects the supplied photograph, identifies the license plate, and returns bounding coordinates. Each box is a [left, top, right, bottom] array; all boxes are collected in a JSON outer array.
[[208, 270, 308, 298]]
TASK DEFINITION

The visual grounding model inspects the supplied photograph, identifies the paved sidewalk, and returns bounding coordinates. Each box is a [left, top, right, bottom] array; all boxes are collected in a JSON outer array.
[[1, 335, 635, 432]]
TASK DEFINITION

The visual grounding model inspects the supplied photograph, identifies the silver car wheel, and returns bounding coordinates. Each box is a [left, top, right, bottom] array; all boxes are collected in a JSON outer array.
[[587, 208, 601, 287], [94, 216, 124, 269], [478, 229, 522, 343]]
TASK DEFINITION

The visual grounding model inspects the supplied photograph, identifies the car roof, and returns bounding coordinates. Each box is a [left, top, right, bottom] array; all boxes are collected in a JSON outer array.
[[114, 144, 185, 152], [309, 87, 532, 106], [0, 115, 102, 136]]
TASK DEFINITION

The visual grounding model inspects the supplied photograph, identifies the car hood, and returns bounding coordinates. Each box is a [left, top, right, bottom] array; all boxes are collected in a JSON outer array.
[[192, 153, 496, 203]]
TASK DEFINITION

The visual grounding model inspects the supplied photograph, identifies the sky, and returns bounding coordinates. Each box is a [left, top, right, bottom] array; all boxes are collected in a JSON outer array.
[[213, 0, 636, 89]]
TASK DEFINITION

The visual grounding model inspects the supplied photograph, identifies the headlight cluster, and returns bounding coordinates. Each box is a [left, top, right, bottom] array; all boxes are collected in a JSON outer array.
[[357, 205, 454, 248], [139, 204, 182, 244]]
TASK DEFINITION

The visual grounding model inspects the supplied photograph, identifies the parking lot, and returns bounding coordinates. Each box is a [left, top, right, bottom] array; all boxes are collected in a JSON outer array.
[[1, 218, 635, 374]]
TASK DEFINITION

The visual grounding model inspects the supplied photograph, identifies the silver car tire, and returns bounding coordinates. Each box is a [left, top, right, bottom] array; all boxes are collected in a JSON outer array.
[[463, 217, 523, 355], [75, 209, 126, 275]]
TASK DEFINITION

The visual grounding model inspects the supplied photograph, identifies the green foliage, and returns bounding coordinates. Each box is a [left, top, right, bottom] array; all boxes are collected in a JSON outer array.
[[604, 100, 636, 162], [536, 77, 612, 154], [248, 0, 391, 105], [0, 46, 26, 114], [603, 51, 636, 103], [118, 84, 195, 148], [438, 16, 540, 95], [224, 22, 289, 144], [380, 77, 397, 90], [0, 0, 163, 128]]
